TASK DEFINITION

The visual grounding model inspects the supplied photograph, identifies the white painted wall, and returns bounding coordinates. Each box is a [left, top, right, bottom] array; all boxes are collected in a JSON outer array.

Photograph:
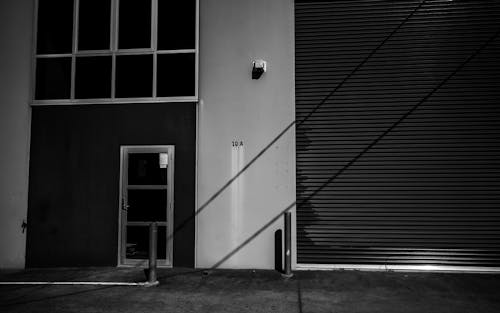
[[197, 0, 295, 269], [0, 0, 33, 268]]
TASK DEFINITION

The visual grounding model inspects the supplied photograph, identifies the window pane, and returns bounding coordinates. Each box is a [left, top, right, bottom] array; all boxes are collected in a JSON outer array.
[[127, 190, 167, 222], [128, 153, 167, 185], [37, 0, 74, 54], [118, 0, 151, 49], [35, 57, 72, 100], [126, 226, 166, 259], [158, 0, 196, 50], [115, 55, 153, 98], [157, 53, 195, 97], [75, 56, 112, 99], [78, 0, 111, 50]]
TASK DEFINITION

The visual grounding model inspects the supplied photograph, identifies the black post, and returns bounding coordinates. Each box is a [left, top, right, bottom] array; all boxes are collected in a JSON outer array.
[[283, 211, 293, 278], [146, 222, 159, 286], [275, 229, 283, 273]]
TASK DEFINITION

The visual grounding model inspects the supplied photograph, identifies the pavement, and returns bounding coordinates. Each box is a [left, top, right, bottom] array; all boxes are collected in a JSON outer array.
[[1, 267, 499, 313]]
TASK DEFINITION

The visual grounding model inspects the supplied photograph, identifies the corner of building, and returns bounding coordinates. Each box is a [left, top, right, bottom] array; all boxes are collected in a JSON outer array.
[[0, 0, 34, 269]]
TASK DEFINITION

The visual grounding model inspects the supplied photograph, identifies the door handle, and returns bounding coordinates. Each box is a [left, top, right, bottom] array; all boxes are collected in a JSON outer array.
[[122, 199, 130, 211], [21, 219, 28, 233]]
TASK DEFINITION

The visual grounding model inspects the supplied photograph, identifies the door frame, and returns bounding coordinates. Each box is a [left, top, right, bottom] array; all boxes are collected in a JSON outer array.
[[118, 145, 175, 267]]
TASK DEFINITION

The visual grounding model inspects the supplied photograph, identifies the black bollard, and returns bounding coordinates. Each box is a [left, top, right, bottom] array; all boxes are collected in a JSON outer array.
[[146, 222, 159, 287], [283, 211, 293, 278], [275, 229, 283, 273]]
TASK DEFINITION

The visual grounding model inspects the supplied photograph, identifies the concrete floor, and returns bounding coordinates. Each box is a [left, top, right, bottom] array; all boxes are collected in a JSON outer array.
[[1, 268, 499, 313]]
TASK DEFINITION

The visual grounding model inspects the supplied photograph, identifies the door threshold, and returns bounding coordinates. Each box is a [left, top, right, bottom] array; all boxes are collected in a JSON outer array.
[[118, 263, 172, 269]]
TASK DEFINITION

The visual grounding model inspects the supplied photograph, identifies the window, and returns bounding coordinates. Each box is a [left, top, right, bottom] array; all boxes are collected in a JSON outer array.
[[33, 0, 198, 104]]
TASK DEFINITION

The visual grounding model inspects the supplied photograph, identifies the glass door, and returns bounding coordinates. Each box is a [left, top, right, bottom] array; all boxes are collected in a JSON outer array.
[[119, 146, 174, 266]]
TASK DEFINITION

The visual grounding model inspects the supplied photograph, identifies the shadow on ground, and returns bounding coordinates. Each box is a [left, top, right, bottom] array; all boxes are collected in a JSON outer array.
[[1, 268, 500, 313]]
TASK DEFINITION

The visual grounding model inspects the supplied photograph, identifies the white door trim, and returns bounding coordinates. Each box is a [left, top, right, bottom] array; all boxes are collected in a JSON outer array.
[[118, 145, 174, 267]]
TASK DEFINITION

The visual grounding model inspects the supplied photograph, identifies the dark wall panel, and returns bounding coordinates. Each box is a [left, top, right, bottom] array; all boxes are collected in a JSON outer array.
[[27, 103, 196, 267]]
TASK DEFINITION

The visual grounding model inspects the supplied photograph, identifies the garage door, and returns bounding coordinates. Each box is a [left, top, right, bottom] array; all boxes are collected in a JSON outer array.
[[295, 0, 500, 268]]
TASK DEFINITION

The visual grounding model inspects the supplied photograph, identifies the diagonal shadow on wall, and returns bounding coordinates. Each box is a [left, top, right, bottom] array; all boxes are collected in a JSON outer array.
[[170, 0, 430, 257], [168, 0, 499, 268]]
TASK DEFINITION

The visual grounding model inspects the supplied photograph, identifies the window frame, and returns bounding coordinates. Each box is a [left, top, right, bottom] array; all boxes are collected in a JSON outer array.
[[31, 0, 199, 105]]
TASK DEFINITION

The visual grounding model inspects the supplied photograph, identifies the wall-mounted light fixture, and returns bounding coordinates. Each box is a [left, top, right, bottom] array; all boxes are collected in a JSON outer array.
[[252, 59, 267, 79]]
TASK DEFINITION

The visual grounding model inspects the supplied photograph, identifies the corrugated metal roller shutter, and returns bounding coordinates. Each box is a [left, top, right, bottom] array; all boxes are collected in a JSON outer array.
[[295, 0, 500, 267]]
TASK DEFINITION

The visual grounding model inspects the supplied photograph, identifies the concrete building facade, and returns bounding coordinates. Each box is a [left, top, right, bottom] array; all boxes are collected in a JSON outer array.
[[0, 0, 296, 270], [1, 0, 500, 271]]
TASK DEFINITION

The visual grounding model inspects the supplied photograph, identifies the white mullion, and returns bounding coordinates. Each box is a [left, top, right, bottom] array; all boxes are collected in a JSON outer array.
[[75, 50, 113, 56], [122, 148, 129, 264], [115, 48, 155, 55], [31, 97, 198, 106], [36, 53, 73, 58], [112, 55, 116, 99], [195, 0, 199, 100], [156, 49, 196, 54], [152, 0, 158, 98], [166, 146, 175, 266], [151, 0, 157, 50], [114, 0, 120, 50], [31, 0, 40, 101], [111, 0, 119, 99], [109, 0, 114, 51], [40, 51, 114, 58], [70, 56, 75, 100], [153, 53, 158, 98], [74, 0, 80, 52], [117, 147, 124, 265], [71, 0, 79, 100]]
